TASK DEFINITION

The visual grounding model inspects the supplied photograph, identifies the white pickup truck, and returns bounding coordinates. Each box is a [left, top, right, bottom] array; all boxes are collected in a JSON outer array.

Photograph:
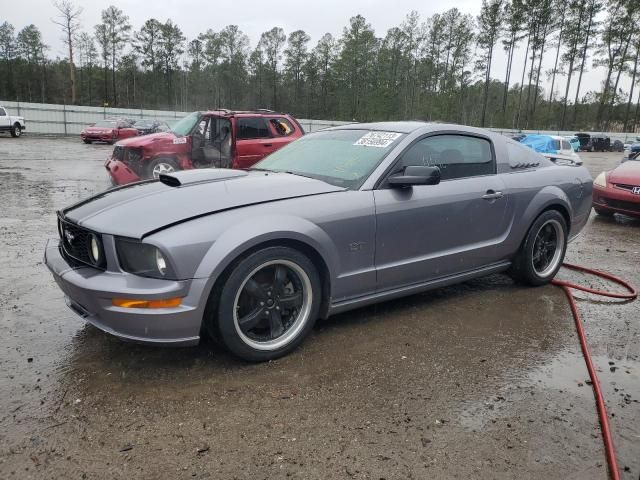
[[0, 105, 26, 137]]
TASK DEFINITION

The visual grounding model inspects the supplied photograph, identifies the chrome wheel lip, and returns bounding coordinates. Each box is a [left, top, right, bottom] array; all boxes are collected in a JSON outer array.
[[233, 259, 312, 351], [152, 162, 175, 178], [532, 219, 565, 278]]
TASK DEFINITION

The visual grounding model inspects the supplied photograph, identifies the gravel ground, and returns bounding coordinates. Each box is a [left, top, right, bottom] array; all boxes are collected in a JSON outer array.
[[0, 136, 638, 479]]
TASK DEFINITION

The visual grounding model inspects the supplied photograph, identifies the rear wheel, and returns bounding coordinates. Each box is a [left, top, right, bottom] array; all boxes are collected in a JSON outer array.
[[83, 139, 92, 144], [509, 210, 567, 286], [210, 247, 321, 362], [147, 157, 180, 179], [10, 124, 21, 138]]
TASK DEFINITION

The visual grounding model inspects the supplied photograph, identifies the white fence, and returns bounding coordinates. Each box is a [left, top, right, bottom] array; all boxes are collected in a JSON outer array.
[[0, 100, 349, 135], [2, 100, 639, 142]]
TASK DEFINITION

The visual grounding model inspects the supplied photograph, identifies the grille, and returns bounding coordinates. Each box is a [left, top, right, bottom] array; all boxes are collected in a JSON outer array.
[[58, 216, 105, 268], [113, 146, 124, 161], [613, 183, 640, 192], [123, 148, 143, 173], [605, 199, 640, 213]]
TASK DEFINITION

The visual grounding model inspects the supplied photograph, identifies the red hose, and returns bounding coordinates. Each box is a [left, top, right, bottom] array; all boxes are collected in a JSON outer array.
[[551, 262, 637, 480]]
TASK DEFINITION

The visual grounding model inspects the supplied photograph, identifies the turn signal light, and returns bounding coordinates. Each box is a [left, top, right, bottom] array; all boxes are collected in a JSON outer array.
[[112, 297, 182, 309]]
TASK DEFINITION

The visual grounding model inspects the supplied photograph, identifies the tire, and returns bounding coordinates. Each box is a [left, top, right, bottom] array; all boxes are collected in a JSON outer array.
[[10, 124, 21, 138], [509, 210, 568, 286], [83, 139, 92, 144], [594, 207, 614, 217], [146, 157, 180, 179], [210, 246, 321, 362]]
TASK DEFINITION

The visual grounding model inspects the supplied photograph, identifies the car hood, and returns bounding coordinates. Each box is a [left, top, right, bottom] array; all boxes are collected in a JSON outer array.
[[61, 170, 345, 238], [608, 160, 640, 184], [116, 131, 175, 147]]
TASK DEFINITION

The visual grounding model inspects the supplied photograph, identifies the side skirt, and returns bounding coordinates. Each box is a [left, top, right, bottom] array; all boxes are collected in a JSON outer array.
[[328, 261, 512, 316]]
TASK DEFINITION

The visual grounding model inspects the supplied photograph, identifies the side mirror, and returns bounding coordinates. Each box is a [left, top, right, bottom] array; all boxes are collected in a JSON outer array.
[[388, 165, 441, 187]]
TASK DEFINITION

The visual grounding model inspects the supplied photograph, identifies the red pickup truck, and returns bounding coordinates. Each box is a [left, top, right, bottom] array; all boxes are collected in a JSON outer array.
[[104, 109, 304, 185]]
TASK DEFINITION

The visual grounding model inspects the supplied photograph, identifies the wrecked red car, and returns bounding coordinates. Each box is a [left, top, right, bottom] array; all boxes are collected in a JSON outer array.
[[81, 119, 138, 145], [104, 110, 304, 185]]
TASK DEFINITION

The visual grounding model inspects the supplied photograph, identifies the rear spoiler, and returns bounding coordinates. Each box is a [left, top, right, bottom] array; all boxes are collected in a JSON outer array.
[[541, 152, 583, 166]]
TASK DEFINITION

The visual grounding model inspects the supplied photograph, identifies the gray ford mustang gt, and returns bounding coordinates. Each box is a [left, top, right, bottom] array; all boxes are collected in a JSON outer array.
[[45, 122, 592, 361]]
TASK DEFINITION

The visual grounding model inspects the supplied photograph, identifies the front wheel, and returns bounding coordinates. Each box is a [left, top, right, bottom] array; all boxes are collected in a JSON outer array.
[[10, 124, 21, 137], [509, 210, 568, 286], [211, 247, 321, 361], [147, 157, 180, 179]]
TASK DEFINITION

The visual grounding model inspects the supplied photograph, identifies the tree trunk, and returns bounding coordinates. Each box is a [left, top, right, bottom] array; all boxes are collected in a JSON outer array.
[[515, 32, 531, 129], [603, 31, 632, 130], [560, 55, 576, 130], [67, 30, 76, 104], [481, 44, 494, 128], [548, 3, 567, 103], [111, 45, 117, 106], [572, 4, 595, 129], [530, 24, 549, 126], [502, 32, 516, 114], [623, 45, 639, 132], [633, 91, 640, 133]]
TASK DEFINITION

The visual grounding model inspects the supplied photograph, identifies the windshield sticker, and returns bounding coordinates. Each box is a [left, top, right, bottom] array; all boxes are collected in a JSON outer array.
[[354, 131, 402, 148], [172, 137, 187, 144]]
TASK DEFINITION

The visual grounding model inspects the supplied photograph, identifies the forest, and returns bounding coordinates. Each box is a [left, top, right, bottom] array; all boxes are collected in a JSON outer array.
[[0, 0, 639, 132]]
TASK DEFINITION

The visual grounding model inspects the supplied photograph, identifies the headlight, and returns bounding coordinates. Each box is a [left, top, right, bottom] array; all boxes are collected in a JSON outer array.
[[594, 172, 607, 187], [115, 238, 174, 279], [155, 249, 167, 276], [87, 233, 104, 267]]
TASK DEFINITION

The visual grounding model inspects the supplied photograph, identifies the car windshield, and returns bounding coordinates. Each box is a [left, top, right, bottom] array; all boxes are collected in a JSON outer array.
[[171, 112, 200, 136], [254, 129, 406, 189], [93, 120, 117, 127], [136, 120, 153, 127]]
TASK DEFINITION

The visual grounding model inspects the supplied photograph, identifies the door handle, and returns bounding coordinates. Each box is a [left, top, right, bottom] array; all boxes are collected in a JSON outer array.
[[482, 190, 503, 200], [263, 143, 273, 147]]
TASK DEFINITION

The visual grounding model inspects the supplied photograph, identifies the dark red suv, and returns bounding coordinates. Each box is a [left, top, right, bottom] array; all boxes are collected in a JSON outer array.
[[104, 109, 304, 185]]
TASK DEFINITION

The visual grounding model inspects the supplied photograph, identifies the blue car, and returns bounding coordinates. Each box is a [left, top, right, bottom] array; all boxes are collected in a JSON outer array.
[[565, 136, 580, 152]]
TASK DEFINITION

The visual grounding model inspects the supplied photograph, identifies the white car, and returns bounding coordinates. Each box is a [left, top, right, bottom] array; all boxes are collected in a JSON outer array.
[[550, 135, 581, 161], [0, 105, 26, 137]]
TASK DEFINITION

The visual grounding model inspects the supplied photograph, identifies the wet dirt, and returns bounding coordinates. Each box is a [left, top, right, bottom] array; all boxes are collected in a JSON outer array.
[[0, 138, 638, 479]]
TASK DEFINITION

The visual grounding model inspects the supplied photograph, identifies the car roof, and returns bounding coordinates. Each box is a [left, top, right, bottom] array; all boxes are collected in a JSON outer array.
[[327, 121, 502, 137], [201, 109, 290, 117]]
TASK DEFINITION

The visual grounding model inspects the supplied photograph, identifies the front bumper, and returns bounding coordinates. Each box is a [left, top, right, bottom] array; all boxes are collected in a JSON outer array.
[[593, 184, 640, 217], [44, 238, 207, 346], [105, 157, 141, 185], [82, 133, 115, 142]]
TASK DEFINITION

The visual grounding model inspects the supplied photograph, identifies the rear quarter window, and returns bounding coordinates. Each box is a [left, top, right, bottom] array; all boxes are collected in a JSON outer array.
[[269, 117, 296, 137], [236, 117, 271, 140], [506, 141, 544, 168]]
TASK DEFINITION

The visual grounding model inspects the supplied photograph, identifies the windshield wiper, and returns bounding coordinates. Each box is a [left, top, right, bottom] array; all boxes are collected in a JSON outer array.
[[246, 167, 274, 172]]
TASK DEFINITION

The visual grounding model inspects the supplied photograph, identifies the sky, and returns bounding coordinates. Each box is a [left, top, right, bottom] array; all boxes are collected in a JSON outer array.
[[4, 0, 634, 104]]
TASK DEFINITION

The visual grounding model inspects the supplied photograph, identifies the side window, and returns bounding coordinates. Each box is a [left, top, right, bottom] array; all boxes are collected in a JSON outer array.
[[399, 134, 494, 181], [269, 117, 296, 137], [236, 117, 271, 140], [0, 108, 6, 116]]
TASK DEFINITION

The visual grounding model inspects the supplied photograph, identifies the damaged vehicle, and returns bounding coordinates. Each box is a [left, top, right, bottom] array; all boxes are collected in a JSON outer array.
[[46, 122, 592, 361], [104, 109, 304, 185]]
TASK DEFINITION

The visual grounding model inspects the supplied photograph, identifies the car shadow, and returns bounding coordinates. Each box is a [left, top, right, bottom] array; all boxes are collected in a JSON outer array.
[[52, 272, 572, 401]]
